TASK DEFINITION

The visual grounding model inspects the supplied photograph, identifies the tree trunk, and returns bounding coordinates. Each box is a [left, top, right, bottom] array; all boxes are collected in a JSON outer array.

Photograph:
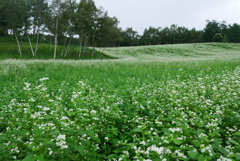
[[27, 35, 35, 57], [54, 33, 58, 59], [34, 31, 40, 56], [92, 46, 96, 57], [83, 38, 88, 54], [50, 36, 52, 50], [53, 18, 59, 59], [15, 33, 22, 56], [78, 37, 82, 57], [33, 20, 36, 35], [64, 37, 71, 57], [61, 38, 67, 56], [35, 7, 43, 56], [91, 36, 96, 57], [102, 47, 106, 53], [100, 43, 106, 53]]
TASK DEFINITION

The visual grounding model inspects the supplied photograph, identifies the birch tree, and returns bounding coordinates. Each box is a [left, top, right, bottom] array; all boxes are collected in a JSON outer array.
[[7, 0, 27, 56], [74, 0, 97, 56], [61, 0, 77, 57], [29, 0, 49, 56], [45, 0, 65, 59]]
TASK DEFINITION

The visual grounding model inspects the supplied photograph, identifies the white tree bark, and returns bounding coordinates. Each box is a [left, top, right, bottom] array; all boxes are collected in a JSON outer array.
[[15, 33, 22, 56], [34, 31, 40, 56], [27, 35, 35, 56], [54, 33, 58, 59], [53, 17, 59, 59]]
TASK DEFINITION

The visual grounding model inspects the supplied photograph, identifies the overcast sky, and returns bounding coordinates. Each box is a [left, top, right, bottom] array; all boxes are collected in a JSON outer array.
[[93, 0, 240, 34]]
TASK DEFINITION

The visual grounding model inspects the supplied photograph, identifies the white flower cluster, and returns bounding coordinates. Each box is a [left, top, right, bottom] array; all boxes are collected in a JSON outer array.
[[42, 106, 50, 111], [201, 144, 213, 156], [56, 134, 68, 149], [168, 128, 182, 133], [147, 145, 164, 155], [23, 82, 31, 91], [217, 156, 232, 161], [10, 147, 20, 154], [174, 150, 187, 159]]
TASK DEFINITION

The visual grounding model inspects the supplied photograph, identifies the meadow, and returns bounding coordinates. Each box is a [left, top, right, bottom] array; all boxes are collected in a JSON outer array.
[[0, 43, 240, 160]]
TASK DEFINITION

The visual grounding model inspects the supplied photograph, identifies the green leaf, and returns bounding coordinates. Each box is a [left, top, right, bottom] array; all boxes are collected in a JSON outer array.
[[193, 140, 201, 147], [235, 131, 240, 136], [66, 111, 73, 117], [217, 147, 228, 155], [36, 154, 45, 161], [123, 143, 136, 147], [228, 140, 238, 145], [132, 128, 143, 132], [173, 138, 183, 145], [198, 155, 205, 161], [113, 130, 118, 136], [107, 154, 117, 159], [0, 143, 4, 151], [187, 151, 198, 159], [235, 153, 240, 160], [22, 155, 37, 161], [73, 144, 85, 155]]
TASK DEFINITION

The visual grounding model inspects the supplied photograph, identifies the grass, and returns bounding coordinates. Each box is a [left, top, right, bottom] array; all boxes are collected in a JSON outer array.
[[0, 42, 240, 160]]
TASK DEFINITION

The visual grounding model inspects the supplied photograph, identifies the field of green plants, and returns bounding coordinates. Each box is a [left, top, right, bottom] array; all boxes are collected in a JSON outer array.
[[0, 43, 240, 160]]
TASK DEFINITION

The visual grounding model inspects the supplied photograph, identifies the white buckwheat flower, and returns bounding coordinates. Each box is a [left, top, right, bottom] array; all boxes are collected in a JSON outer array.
[[39, 77, 49, 81]]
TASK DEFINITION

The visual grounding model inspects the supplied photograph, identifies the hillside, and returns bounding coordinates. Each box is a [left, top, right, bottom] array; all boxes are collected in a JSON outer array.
[[0, 37, 110, 60], [1, 36, 240, 61], [104, 43, 240, 61]]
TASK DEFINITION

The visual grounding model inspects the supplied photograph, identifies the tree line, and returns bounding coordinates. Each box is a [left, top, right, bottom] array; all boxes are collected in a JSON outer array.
[[122, 20, 240, 46], [0, 0, 122, 58], [1, 0, 240, 58]]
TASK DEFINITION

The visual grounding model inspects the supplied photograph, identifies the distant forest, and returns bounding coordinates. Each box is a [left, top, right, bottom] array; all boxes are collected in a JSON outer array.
[[1, 0, 240, 51]]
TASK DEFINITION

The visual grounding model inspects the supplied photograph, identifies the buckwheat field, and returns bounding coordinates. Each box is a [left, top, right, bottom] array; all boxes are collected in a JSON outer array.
[[0, 43, 240, 160]]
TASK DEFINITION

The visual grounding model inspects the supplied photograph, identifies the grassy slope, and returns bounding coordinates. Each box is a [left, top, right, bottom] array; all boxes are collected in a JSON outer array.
[[0, 36, 109, 60], [104, 43, 240, 61]]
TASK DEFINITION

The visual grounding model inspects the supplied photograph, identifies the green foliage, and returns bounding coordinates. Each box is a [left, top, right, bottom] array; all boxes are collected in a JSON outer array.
[[204, 20, 221, 42], [213, 33, 223, 42], [228, 23, 240, 43]]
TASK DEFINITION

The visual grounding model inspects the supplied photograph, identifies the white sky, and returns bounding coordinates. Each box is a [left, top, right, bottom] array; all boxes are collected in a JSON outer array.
[[93, 0, 240, 34]]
